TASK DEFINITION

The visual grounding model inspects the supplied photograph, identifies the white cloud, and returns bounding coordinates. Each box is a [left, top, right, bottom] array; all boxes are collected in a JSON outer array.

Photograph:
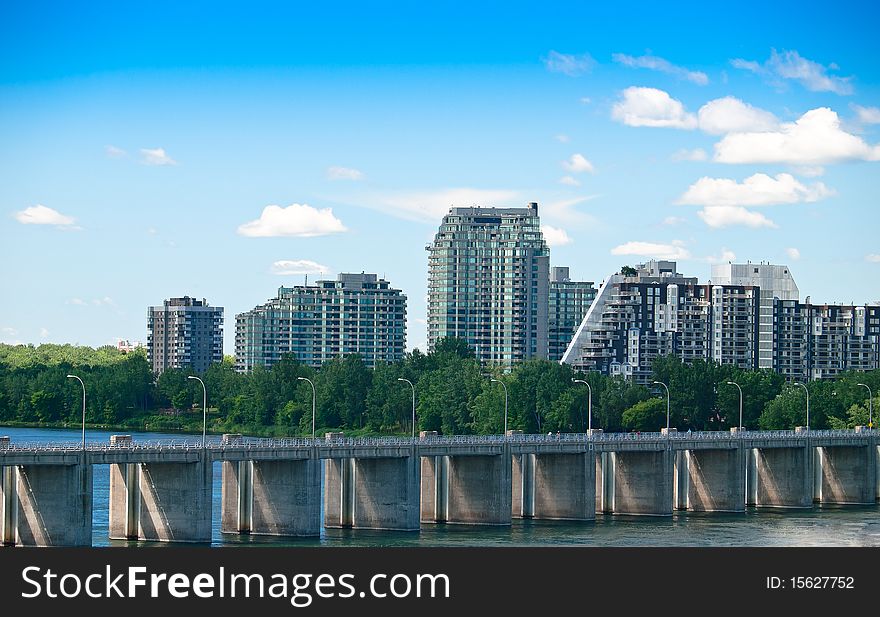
[[39, 327, 49, 339], [561, 153, 595, 174], [362, 188, 522, 223], [662, 216, 687, 226], [786, 247, 801, 261], [140, 147, 177, 166], [677, 173, 833, 207], [697, 97, 778, 135], [326, 166, 365, 181], [672, 148, 708, 162], [540, 195, 601, 226], [270, 259, 331, 276], [611, 87, 698, 129], [704, 248, 737, 263], [852, 104, 880, 124], [543, 51, 596, 76], [732, 49, 853, 95], [612, 53, 708, 85], [579, 97, 592, 105], [696, 206, 777, 229], [714, 108, 880, 165], [2, 327, 18, 337], [67, 297, 114, 307], [541, 225, 572, 247], [866, 254, 880, 263], [611, 240, 691, 260], [14, 204, 77, 227], [105, 145, 127, 158], [237, 203, 348, 237], [554, 134, 570, 143], [559, 176, 581, 186]]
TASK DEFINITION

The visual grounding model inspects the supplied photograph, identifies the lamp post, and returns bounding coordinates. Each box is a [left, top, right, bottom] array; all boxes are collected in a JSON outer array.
[[490, 378, 508, 435], [187, 376, 207, 448], [856, 383, 873, 429], [397, 378, 416, 438], [297, 377, 316, 439], [653, 380, 670, 431], [726, 381, 743, 429], [794, 382, 810, 431], [572, 378, 593, 432], [66, 374, 86, 450]]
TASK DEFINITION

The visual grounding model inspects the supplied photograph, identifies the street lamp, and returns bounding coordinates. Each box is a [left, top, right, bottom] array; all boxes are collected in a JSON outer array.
[[726, 381, 744, 429], [653, 380, 671, 431], [66, 374, 86, 450], [490, 378, 508, 435], [856, 383, 873, 429], [397, 378, 416, 438], [572, 378, 593, 432], [794, 382, 810, 431], [187, 376, 207, 448], [297, 377, 316, 439]]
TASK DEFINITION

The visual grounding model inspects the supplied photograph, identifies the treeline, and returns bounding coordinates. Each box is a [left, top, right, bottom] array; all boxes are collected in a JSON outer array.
[[0, 341, 878, 436]]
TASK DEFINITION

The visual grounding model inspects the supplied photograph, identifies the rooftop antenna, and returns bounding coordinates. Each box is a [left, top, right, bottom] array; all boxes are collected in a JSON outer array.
[[305, 274, 308, 287]]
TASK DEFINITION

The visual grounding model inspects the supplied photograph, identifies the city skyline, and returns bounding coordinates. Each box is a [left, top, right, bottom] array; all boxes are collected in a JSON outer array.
[[2, 1, 879, 355]]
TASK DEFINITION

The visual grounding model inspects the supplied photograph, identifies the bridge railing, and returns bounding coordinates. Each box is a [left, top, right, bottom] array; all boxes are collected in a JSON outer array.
[[0, 428, 875, 452]]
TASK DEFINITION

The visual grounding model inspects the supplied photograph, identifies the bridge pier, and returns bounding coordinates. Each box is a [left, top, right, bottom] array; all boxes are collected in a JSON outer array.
[[752, 446, 813, 508], [445, 452, 512, 525], [513, 452, 594, 521], [607, 449, 673, 516], [15, 457, 93, 546], [815, 446, 877, 505], [677, 447, 746, 512], [137, 454, 213, 542], [324, 448, 420, 531]]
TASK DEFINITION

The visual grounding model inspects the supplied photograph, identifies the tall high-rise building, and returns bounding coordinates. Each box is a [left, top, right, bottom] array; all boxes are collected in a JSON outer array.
[[427, 202, 549, 365], [774, 301, 880, 381], [562, 261, 878, 382], [710, 263, 799, 370], [235, 273, 406, 371], [147, 297, 224, 375], [548, 267, 596, 362]]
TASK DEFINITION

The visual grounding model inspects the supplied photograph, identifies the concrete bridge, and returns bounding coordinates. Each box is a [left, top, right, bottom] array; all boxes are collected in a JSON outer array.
[[1, 428, 877, 546]]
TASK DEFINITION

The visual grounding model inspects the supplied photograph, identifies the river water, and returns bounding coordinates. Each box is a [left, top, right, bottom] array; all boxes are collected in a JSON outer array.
[[3, 426, 880, 547]]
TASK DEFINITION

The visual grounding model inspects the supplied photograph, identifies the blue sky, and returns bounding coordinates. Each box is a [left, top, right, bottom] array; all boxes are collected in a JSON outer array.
[[2, 0, 879, 354]]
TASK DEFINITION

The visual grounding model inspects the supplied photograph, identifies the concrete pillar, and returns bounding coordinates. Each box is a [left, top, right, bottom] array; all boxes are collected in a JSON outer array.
[[2, 453, 15, 546], [351, 453, 420, 531], [596, 452, 615, 514], [420, 455, 448, 523], [108, 435, 139, 540], [137, 452, 212, 542], [673, 450, 689, 511], [532, 453, 595, 520], [220, 434, 247, 534], [753, 446, 812, 508], [611, 449, 673, 516], [816, 446, 877, 505], [323, 457, 354, 528], [16, 459, 93, 546], [444, 450, 512, 525], [686, 447, 745, 512], [746, 448, 758, 506], [511, 453, 535, 518], [251, 457, 320, 536]]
